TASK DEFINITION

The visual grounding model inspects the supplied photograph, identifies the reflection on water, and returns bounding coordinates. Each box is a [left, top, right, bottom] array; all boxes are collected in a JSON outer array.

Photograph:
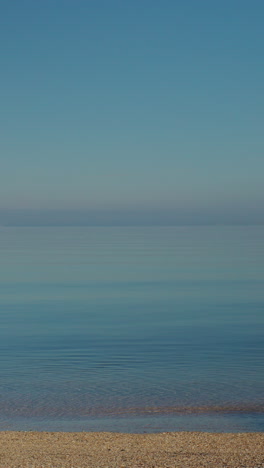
[[0, 226, 263, 432]]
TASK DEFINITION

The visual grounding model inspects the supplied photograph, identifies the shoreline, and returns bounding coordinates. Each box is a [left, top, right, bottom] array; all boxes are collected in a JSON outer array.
[[0, 431, 263, 467]]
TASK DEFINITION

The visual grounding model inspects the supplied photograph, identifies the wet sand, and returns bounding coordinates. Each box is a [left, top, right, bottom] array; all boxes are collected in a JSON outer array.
[[0, 431, 263, 467]]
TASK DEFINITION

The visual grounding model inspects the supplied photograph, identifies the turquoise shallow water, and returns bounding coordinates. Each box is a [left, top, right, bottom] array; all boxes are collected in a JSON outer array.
[[0, 226, 263, 432]]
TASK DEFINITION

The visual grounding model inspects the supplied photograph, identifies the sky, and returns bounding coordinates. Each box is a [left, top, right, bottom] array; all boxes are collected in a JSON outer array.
[[1, 0, 264, 225]]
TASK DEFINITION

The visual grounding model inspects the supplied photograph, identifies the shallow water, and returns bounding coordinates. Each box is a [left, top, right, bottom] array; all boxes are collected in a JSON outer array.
[[0, 226, 263, 432]]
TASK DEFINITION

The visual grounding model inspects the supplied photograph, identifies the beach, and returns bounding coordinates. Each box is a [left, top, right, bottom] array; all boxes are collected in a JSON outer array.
[[0, 431, 263, 468]]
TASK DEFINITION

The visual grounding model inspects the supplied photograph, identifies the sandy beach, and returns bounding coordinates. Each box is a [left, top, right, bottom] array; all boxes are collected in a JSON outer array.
[[0, 431, 263, 468]]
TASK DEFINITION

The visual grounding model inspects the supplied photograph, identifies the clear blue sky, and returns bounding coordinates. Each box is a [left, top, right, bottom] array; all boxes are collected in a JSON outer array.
[[1, 0, 263, 224]]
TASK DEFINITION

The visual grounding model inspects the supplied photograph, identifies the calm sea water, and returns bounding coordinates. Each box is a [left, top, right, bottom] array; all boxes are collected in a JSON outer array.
[[0, 226, 263, 432]]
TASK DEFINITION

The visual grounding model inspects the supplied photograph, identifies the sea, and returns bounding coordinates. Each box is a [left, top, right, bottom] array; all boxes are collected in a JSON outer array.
[[0, 226, 263, 433]]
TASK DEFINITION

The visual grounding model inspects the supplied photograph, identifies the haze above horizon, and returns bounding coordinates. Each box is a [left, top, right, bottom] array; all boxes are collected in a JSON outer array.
[[1, 1, 264, 225]]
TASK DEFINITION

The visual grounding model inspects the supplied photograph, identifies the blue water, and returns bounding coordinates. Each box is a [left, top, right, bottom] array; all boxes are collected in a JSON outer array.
[[0, 226, 263, 432]]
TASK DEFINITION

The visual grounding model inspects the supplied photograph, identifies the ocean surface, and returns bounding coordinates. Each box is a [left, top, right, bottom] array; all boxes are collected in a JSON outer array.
[[0, 226, 263, 433]]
